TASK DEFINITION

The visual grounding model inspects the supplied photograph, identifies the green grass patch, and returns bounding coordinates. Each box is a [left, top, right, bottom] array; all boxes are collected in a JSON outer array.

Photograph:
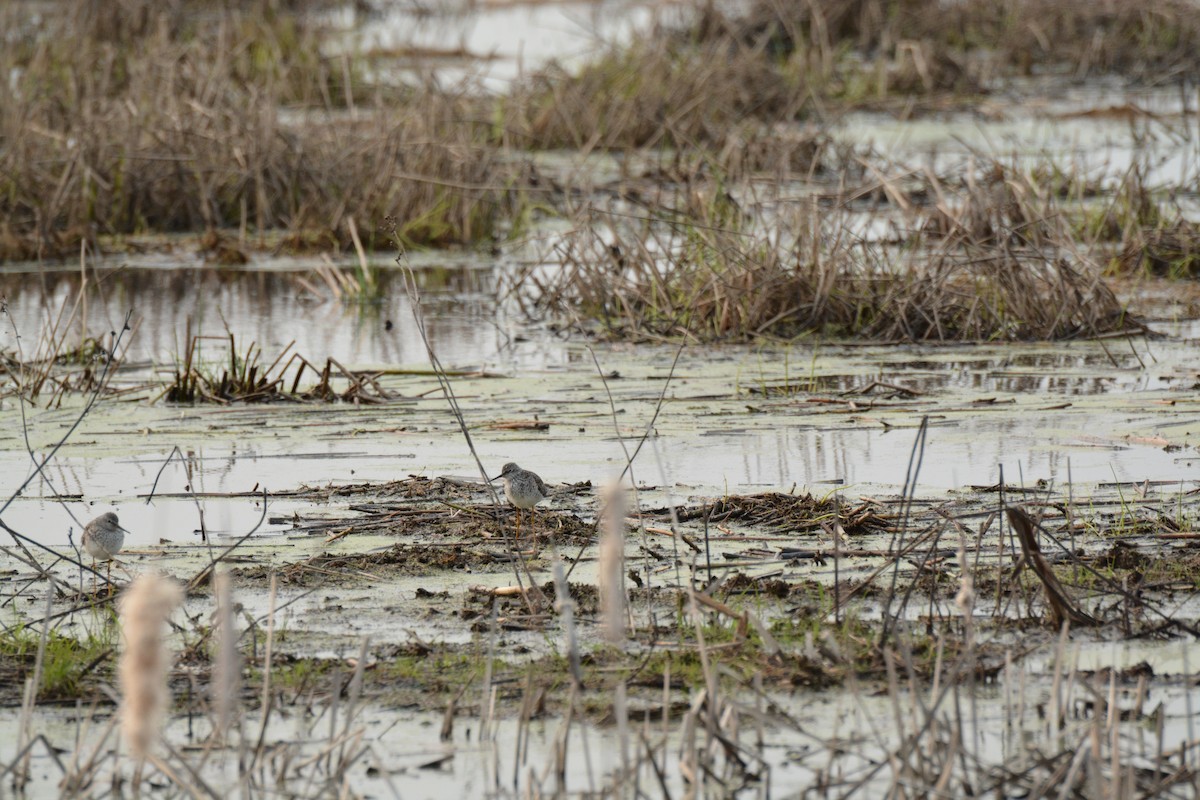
[[0, 624, 114, 700]]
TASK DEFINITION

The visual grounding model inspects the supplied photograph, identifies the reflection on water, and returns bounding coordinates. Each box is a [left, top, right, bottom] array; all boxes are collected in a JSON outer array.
[[0, 264, 522, 369], [6, 385, 1193, 550], [759, 349, 1168, 396]]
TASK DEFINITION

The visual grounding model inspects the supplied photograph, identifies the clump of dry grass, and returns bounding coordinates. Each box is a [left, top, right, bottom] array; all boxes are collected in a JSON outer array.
[[10, 0, 1191, 266], [868, 247, 1133, 341], [916, 162, 1071, 249], [503, 0, 1200, 154], [0, 1, 519, 260], [1077, 164, 1166, 244], [921, 0, 1200, 80], [509, 0, 1198, 157], [0, 278, 130, 405], [702, 0, 1200, 95], [502, 39, 809, 152], [118, 573, 183, 760], [536, 174, 1140, 342], [1117, 221, 1200, 278], [1070, 164, 1200, 279]]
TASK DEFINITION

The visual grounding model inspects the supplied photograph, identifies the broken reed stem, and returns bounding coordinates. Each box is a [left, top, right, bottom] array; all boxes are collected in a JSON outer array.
[[614, 681, 630, 794], [551, 557, 584, 690], [880, 415, 930, 647], [60, 714, 119, 795], [332, 636, 371, 782], [253, 572, 278, 760], [212, 569, 240, 744], [13, 582, 55, 791], [1008, 506, 1099, 626], [686, 589, 720, 749], [394, 240, 497, 504], [955, 525, 978, 762], [480, 603, 497, 742], [599, 482, 627, 644]]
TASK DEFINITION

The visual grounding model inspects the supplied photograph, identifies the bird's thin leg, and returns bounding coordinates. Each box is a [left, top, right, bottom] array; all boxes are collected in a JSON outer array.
[[515, 509, 522, 539], [106, 561, 113, 596]]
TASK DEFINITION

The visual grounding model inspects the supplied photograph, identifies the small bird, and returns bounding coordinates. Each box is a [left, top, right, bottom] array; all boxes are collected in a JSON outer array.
[[82, 511, 129, 591], [491, 462, 551, 536]]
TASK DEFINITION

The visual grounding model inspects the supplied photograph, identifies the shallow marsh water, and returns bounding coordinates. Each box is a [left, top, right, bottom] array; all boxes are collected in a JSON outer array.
[[8, 644, 1200, 798], [336, 0, 672, 89], [4, 261, 1200, 793], [837, 83, 1200, 189], [2, 315, 1197, 550], [4, 18, 1200, 797]]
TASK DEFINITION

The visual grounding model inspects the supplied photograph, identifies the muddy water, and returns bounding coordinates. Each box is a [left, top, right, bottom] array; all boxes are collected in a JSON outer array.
[[1, 296, 1197, 550], [837, 84, 1200, 188], [337, 0, 671, 89], [3, 153, 1198, 800], [0, 256, 518, 368]]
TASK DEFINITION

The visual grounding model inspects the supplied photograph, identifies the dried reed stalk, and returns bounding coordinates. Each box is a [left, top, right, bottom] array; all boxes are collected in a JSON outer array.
[[211, 570, 240, 743], [598, 482, 627, 644], [1007, 507, 1099, 627]]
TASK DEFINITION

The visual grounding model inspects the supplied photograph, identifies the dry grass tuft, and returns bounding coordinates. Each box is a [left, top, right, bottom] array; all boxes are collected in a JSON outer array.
[[868, 247, 1133, 341], [1118, 221, 1200, 278], [502, 39, 809, 152], [701, 0, 1200, 94], [918, 162, 1071, 249], [0, 1, 519, 260], [502, 0, 1200, 158], [5, 0, 1194, 263], [537, 191, 1140, 342], [0, 283, 128, 404]]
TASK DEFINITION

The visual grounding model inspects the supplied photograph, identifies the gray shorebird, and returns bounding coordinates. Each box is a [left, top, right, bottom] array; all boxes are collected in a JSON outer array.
[[491, 462, 551, 536], [82, 511, 128, 590]]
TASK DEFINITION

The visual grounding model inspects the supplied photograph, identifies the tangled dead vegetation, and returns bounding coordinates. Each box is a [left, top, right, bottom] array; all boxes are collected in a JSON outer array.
[[538, 213, 1144, 342], [162, 333, 392, 404], [0, 2, 520, 261], [1118, 220, 1200, 278], [670, 492, 890, 536]]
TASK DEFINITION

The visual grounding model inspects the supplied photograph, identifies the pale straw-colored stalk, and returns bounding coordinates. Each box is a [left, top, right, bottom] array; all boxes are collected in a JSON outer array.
[[119, 573, 183, 760], [598, 482, 627, 644], [212, 569, 240, 742]]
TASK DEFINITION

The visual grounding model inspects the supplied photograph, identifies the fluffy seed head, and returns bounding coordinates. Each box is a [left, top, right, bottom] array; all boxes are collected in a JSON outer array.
[[119, 573, 183, 759]]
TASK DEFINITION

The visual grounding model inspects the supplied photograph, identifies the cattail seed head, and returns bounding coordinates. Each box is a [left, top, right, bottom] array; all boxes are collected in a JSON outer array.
[[119, 573, 183, 759]]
